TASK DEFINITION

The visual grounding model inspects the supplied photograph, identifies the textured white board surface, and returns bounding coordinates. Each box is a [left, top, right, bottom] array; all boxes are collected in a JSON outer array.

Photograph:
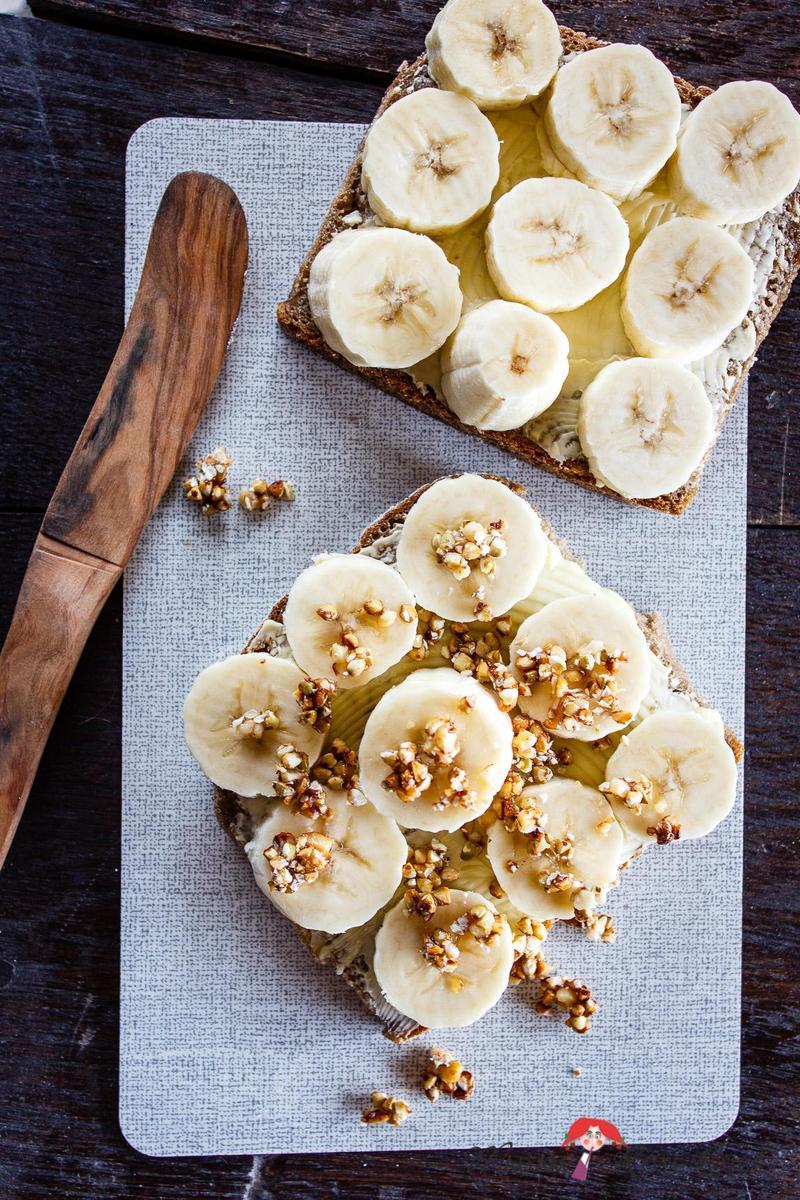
[[121, 119, 744, 1157]]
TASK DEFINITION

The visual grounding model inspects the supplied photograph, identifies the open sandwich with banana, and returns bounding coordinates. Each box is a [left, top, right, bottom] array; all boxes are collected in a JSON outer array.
[[278, 0, 800, 514], [184, 476, 741, 1039]]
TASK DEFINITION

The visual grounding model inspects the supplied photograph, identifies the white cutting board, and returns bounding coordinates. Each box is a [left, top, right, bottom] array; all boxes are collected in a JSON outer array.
[[120, 118, 744, 1156]]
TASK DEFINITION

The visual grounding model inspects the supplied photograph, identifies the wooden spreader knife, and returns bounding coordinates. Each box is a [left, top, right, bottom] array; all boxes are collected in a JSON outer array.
[[0, 171, 248, 869]]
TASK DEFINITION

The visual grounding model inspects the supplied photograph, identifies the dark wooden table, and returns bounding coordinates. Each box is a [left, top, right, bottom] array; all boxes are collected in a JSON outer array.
[[1, 4, 798, 1198]]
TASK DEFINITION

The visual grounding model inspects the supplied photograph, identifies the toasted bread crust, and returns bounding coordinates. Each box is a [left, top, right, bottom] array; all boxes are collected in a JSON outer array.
[[213, 474, 743, 1038], [277, 30, 800, 515]]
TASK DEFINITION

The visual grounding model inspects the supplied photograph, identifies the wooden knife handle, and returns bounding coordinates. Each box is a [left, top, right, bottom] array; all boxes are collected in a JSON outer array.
[[0, 535, 121, 866]]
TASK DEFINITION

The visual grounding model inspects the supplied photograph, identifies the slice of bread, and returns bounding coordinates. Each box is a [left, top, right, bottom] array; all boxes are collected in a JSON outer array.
[[277, 27, 800, 515], [213, 475, 743, 1041]]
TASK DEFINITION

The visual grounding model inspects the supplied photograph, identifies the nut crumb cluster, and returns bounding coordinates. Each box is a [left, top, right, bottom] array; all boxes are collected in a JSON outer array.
[[431, 519, 507, 582], [275, 744, 332, 820], [316, 610, 375, 679], [515, 640, 631, 733], [183, 447, 233, 514], [421, 904, 507, 977], [294, 676, 336, 735], [239, 478, 296, 511], [361, 1092, 411, 1126], [263, 830, 334, 893], [312, 738, 365, 806], [230, 706, 279, 740], [408, 609, 446, 660], [403, 839, 459, 920], [536, 976, 598, 1034], [600, 773, 654, 812], [381, 717, 477, 811], [442, 625, 519, 711], [509, 916, 551, 985], [423, 1047, 474, 1102]]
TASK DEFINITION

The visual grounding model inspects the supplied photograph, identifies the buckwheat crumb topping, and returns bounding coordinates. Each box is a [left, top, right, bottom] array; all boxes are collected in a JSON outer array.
[[408, 609, 446, 661], [511, 715, 572, 783], [493, 785, 546, 836], [381, 742, 433, 803], [275, 744, 332, 820], [382, 719, 477, 811], [431, 518, 507, 582], [358, 598, 399, 628], [361, 1092, 411, 1126], [230, 708, 280, 740], [442, 626, 519, 711], [423, 1047, 475, 1102], [509, 916, 551, 985], [541, 868, 574, 893], [328, 625, 374, 678], [515, 640, 630, 733], [238, 479, 271, 512], [600, 774, 654, 812], [573, 888, 617, 943], [266, 479, 296, 501], [312, 737, 365, 806], [403, 839, 459, 919], [422, 904, 507, 972], [294, 676, 336, 735], [536, 976, 598, 1033], [422, 927, 462, 972], [183, 447, 232, 514], [263, 830, 334, 893], [647, 816, 681, 844]]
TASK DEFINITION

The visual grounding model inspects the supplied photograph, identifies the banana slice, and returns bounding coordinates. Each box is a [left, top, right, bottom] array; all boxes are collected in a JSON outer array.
[[245, 798, 407, 934], [669, 80, 800, 225], [602, 710, 737, 843], [307, 227, 462, 369], [283, 554, 418, 690], [373, 888, 513, 1027], [183, 654, 324, 796], [487, 778, 624, 920], [510, 592, 650, 741], [620, 216, 755, 362], [395, 474, 548, 621], [359, 669, 513, 832], [361, 88, 500, 234], [441, 300, 570, 431], [577, 357, 714, 499], [486, 177, 630, 313], [425, 0, 561, 110], [544, 44, 681, 202]]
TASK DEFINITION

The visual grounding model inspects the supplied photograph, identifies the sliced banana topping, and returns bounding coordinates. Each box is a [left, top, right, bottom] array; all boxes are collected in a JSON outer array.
[[487, 778, 624, 920], [510, 592, 650, 741], [283, 554, 418, 690], [183, 653, 325, 796], [601, 709, 737, 843], [544, 43, 681, 202], [246, 798, 407, 934], [359, 669, 513, 832], [373, 888, 514, 1027], [307, 227, 462, 369], [669, 80, 800, 225], [361, 88, 500, 234], [578, 357, 714, 499], [621, 216, 755, 362], [441, 299, 570, 431], [486, 177, 630, 313], [395, 474, 548, 621], [425, 0, 562, 110]]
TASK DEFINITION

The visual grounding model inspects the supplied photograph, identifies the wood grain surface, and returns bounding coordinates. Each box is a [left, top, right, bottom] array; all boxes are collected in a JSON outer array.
[[0, 6, 798, 1200]]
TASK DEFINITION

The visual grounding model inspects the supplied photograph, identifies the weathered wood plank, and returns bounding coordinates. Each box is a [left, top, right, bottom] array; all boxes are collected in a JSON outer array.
[[29, 0, 800, 96]]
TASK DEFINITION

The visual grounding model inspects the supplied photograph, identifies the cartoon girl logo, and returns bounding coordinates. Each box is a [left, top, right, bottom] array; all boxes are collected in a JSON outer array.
[[562, 1117, 626, 1181]]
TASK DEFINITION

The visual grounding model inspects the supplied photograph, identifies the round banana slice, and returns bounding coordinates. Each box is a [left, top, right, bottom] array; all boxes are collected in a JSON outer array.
[[245, 798, 407, 934], [359, 669, 513, 832], [577, 358, 714, 499], [361, 88, 500, 235], [373, 888, 514, 1027], [487, 778, 624, 920], [603, 709, 737, 843], [621, 216, 755, 362], [669, 80, 800, 225], [183, 653, 324, 796], [395, 474, 548, 622], [425, 0, 561, 110], [283, 554, 417, 690], [544, 44, 681, 202], [510, 592, 650, 741], [307, 227, 462, 369], [486, 177, 630, 313], [441, 300, 570, 431]]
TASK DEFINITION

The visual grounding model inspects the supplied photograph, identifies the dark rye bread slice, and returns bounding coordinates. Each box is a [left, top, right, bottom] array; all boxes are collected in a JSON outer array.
[[213, 475, 743, 1041], [277, 26, 800, 516]]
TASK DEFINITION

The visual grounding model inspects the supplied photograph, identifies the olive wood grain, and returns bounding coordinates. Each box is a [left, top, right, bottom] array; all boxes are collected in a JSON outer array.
[[0, 170, 248, 868]]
